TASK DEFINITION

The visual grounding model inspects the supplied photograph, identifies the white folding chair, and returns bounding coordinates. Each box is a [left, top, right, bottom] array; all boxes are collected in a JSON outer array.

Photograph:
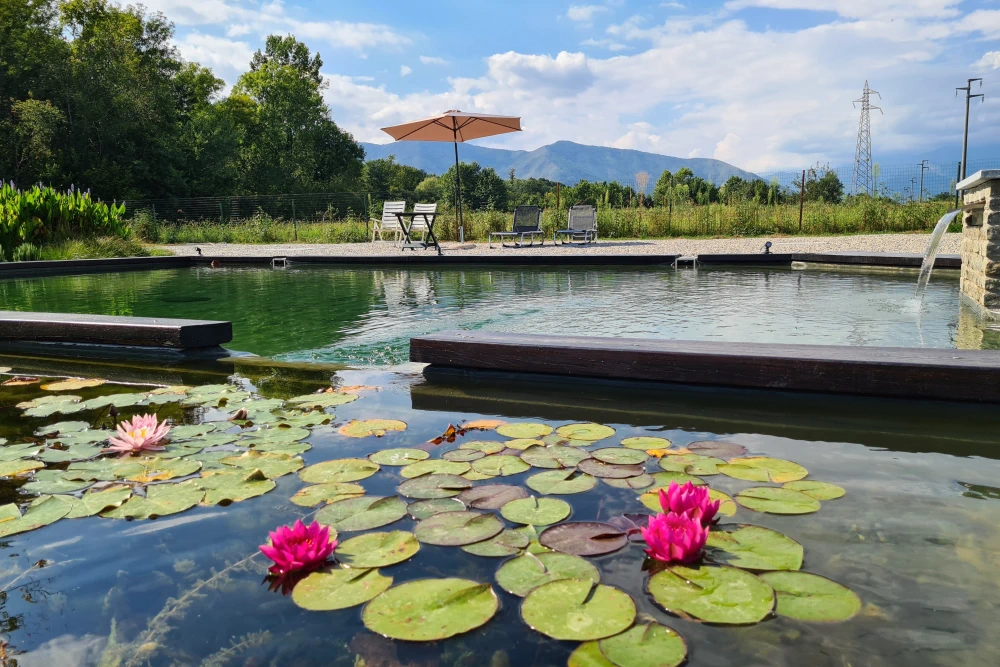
[[371, 200, 406, 244]]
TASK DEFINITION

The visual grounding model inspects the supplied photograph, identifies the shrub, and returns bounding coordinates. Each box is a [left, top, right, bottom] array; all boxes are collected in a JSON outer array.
[[12, 243, 42, 261]]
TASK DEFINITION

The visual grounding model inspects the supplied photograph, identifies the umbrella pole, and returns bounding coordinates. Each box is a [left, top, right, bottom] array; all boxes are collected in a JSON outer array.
[[453, 138, 463, 242]]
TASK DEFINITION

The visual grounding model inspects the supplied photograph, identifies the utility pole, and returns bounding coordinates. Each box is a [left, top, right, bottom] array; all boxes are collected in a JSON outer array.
[[919, 160, 929, 202], [956, 78, 985, 182], [852, 81, 883, 196]]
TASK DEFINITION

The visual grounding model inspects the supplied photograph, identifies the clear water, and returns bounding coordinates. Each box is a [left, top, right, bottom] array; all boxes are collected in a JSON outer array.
[[2, 362, 999, 667], [1, 264, 996, 365]]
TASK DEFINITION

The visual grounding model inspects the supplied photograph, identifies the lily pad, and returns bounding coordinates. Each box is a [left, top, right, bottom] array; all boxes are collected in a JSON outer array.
[[17, 394, 81, 410], [277, 411, 333, 428], [459, 440, 506, 454], [38, 444, 101, 464], [80, 392, 148, 410], [300, 458, 380, 484], [598, 622, 688, 667], [463, 469, 496, 481], [0, 460, 44, 477], [783, 480, 846, 500], [65, 486, 132, 518], [710, 488, 738, 517], [369, 448, 429, 466], [621, 436, 671, 450], [0, 503, 20, 523], [657, 453, 720, 473], [568, 642, 615, 667], [23, 400, 85, 418], [500, 496, 571, 525], [65, 458, 146, 482], [442, 449, 485, 462], [243, 427, 310, 446], [397, 474, 472, 499], [338, 419, 406, 438], [169, 423, 224, 439], [458, 484, 529, 510], [496, 423, 553, 439], [521, 445, 591, 469], [706, 524, 804, 571], [22, 472, 93, 495], [180, 433, 239, 448], [220, 451, 304, 478], [759, 571, 861, 622], [687, 440, 748, 459], [647, 565, 775, 625], [470, 455, 530, 477], [577, 459, 644, 479], [102, 480, 206, 520], [34, 421, 91, 436], [362, 578, 498, 641], [291, 482, 366, 507], [315, 496, 408, 532], [125, 457, 202, 483], [605, 513, 653, 542], [336, 531, 420, 568], [539, 522, 628, 557], [46, 429, 113, 446], [496, 552, 600, 597], [602, 474, 655, 490], [293, 567, 393, 611], [400, 459, 470, 479], [735, 487, 821, 515], [407, 498, 465, 519], [461, 529, 531, 557], [503, 438, 544, 451], [41, 378, 106, 391], [719, 457, 808, 483], [648, 471, 706, 488], [521, 579, 635, 641], [591, 448, 648, 465], [555, 423, 616, 441], [414, 511, 504, 546], [526, 470, 597, 495], [0, 442, 44, 461], [0, 495, 73, 536], [197, 469, 276, 505]]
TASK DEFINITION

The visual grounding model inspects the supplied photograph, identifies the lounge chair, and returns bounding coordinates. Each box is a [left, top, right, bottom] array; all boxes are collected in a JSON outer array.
[[554, 205, 598, 244], [407, 203, 437, 242], [371, 200, 406, 244], [489, 206, 544, 248]]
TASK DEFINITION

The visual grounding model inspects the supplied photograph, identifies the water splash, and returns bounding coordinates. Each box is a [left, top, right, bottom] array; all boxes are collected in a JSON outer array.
[[916, 209, 961, 298]]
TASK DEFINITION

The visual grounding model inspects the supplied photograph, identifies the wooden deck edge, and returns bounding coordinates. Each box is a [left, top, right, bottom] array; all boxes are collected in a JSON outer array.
[[0, 311, 232, 349]]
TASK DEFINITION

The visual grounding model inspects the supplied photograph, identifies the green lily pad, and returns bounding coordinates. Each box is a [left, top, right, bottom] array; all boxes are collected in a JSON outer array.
[[555, 423, 616, 442], [568, 642, 616, 667], [286, 392, 359, 408], [38, 444, 103, 463], [125, 458, 202, 483], [338, 419, 407, 438], [683, 456, 726, 476], [34, 421, 91, 436], [496, 552, 600, 597], [687, 440, 748, 459], [291, 482, 366, 507], [500, 496, 571, 525], [414, 510, 504, 546], [169, 423, 225, 439], [186, 384, 236, 395], [706, 524, 804, 571], [647, 565, 775, 625], [22, 472, 92, 495], [0, 442, 44, 461], [719, 457, 808, 483], [648, 471, 706, 488], [457, 484, 529, 510], [149, 385, 191, 395], [526, 470, 597, 495], [400, 459, 470, 479], [759, 571, 861, 622], [783, 480, 846, 500], [463, 469, 496, 481], [621, 436, 671, 450], [80, 392, 148, 410], [293, 567, 393, 611], [539, 522, 628, 556], [0, 503, 20, 523], [336, 530, 420, 568], [65, 486, 132, 518], [0, 460, 44, 477], [65, 458, 146, 482], [277, 411, 333, 428], [735, 487, 821, 515], [180, 433, 239, 448], [247, 441, 310, 456], [144, 393, 187, 405], [315, 496, 408, 532], [442, 449, 485, 462], [181, 389, 251, 406], [597, 622, 688, 667], [541, 434, 592, 448], [459, 440, 506, 454], [521, 579, 635, 641], [496, 423, 553, 439], [577, 459, 644, 479], [461, 529, 531, 557], [197, 469, 276, 505], [0, 495, 73, 536], [470, 454, 530, 477], [591, 448, 648, 465], [300, 458, 380, 484], [521, 446, 591, 469], [221, 451, 304, 478], [46, 429, 114, 446], [369, 448, 429, 466], [362, 578, 499, 641], [397, 474, 472, 499], [603, 474, 655, 490], [710, 488, 738, 517], [102, 480, 206, 520], [657, 453, 719, 473], [503, 438, 544, 451], [407, 497, 465, 519], [17, 394, 82, 409], [23, 399, 85, 418]]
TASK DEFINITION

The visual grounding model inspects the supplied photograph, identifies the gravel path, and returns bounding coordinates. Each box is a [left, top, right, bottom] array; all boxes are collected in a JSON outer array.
[[161, 233, 959, 258]]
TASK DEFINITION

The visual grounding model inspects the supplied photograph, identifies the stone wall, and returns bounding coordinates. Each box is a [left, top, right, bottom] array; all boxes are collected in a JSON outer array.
[[960, 172, 1000, 317]]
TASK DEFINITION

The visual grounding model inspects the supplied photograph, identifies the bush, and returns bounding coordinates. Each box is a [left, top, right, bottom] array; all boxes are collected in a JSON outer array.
[[11, 243, 41, 261], [131, 209, 162, 243]]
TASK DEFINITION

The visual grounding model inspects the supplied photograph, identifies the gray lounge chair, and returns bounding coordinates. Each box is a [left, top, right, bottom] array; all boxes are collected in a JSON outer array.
[[554, 205, 598, 244], [489, 206, 544, 248]]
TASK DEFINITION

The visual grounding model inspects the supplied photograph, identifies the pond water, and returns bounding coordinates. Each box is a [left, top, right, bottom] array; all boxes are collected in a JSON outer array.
[[1, 360, 998, 667], [1, 264, 996, 365]]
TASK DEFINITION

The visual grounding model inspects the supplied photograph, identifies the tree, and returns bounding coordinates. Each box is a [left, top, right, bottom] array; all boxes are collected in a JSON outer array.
[[440, 162, 508, 211], [8, 99, 64, 184], [800, 163, 844, 203], [362, 155, 427, 194]]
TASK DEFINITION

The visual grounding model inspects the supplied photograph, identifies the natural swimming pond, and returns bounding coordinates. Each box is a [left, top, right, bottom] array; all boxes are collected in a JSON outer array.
[[1, 359, 999, 667], [2, 264, 997, 364]]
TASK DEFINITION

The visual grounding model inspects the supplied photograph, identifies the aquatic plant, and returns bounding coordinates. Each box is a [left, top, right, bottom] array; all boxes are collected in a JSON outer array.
[[641, 512, 709, 564], [104, 413, 170, 455], [260, 519, 335, 575], [659, 481, 721, 526]]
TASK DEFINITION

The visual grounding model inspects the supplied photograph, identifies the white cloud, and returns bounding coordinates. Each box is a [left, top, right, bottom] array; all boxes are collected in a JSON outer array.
[[484, 51, 595, 96], [714, 133, 743, 162], [581, 37, 628, 51], [225, 24, 251, 37], [420, 55, 450, 65], [567, 4, 610, 23], [723, 0, 962, 20], [174, 32, 254, 79], [976, 51, 1000, 70], [400, 65, 412, 76]]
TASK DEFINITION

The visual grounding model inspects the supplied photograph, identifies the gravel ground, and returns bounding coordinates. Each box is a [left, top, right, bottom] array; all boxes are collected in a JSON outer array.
[[161, 232, 960, 258]]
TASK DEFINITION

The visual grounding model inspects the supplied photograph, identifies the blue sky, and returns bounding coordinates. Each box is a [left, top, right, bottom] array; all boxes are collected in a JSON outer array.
[[141, 0, 999, 171]]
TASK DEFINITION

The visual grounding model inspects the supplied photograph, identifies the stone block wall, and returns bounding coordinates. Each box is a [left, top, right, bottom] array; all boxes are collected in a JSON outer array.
[[961, 175, 1000, 316]]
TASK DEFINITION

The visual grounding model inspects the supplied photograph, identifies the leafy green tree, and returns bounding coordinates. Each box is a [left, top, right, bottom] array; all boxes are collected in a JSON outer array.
[[362, 155, 427, 194], [7, 99, 64, 184], [798, 163, 844, 203], [440, 162, 508, 211]]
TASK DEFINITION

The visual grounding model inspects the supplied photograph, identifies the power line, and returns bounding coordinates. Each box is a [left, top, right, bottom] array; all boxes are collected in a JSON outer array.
[[851, 81, 883, 196]]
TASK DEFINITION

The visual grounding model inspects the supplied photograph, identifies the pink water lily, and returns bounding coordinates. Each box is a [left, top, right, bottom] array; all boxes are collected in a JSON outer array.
[[104, 413, 170, 455], [641, 512, 708, 564], [259, 520, 335, 575], [659, 481, 721, 526]]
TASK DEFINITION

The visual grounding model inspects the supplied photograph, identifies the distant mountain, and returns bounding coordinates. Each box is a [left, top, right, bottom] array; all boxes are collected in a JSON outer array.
[[360, 140, 756, 190]]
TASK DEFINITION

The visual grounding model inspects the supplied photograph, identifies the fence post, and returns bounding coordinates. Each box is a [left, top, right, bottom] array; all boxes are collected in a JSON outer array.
[[152, 204, 156, 222], [798, 169, 806, 233], [219, 201, 224, 223], [292, 200, 298, 241], [556, 183, 561, 212], [954, 161, 961, 208]]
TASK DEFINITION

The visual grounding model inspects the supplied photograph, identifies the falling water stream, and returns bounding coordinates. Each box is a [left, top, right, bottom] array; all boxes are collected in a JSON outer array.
[[916, 209, 961, 298]]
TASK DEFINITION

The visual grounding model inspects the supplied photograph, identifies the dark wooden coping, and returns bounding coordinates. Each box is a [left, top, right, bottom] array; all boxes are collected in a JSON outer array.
[[410, 330, 1000, 403], [0, 311, 232, 349]]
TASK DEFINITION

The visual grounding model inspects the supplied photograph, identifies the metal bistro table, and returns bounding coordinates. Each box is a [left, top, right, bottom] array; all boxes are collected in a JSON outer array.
[[394, 211, 441, 255]]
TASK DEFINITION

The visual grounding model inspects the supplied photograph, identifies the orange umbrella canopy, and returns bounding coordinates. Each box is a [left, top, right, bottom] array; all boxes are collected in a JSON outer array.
[[381, 110, 521, 143]]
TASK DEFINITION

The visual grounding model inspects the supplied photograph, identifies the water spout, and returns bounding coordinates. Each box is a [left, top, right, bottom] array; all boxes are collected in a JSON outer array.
[[916, 209, 961, 298]]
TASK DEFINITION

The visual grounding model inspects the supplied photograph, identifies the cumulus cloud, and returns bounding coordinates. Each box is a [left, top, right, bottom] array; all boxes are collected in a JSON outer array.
[[484, 51, 595, 96], [722, 0, 962, 20], [174, 32, 254, 79], [976, 51, 1000, 70], [420, 55, 449, 65], [400, 65, 412, 76], [567, 4, 610, 23]]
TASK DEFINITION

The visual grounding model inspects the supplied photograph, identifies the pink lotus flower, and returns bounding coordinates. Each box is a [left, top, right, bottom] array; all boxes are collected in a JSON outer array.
[[641, 512, 708, 564], [259, 520, 335, 575], [659, 481, 721, 526], [104, 413, 170, 455]]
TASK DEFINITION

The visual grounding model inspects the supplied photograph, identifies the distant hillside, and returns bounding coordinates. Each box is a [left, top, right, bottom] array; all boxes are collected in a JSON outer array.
[[361, 140, 756, 190]]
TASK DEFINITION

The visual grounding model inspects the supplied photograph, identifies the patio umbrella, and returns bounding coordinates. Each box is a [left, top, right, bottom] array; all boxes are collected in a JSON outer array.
[[380, 110, 522, 238]]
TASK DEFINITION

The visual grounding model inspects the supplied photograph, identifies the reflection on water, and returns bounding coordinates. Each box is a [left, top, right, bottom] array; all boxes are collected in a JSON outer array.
[[1, 265, 995, 364], [1, 366, 999, 667]]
